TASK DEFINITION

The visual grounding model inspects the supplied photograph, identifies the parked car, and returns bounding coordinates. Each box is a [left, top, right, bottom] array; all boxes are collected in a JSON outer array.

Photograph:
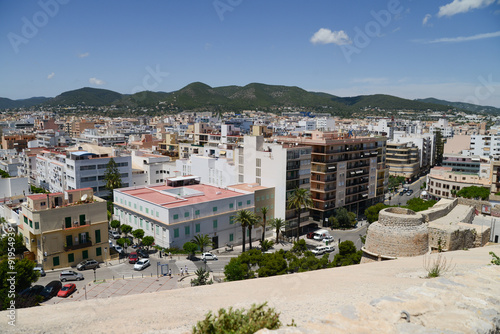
[[399, 191, 405, 196], [19, 285, 44, 298], [57, 283, 76, 298], [322, 235, 334, 243], [324, 245, 335, 252], [134, 259, 151, 271], [406, 189, 414, 196], [137, 249, 149, 258], [34, 266, 46, 277], [313, 229, 330, 241], [110, 231, 121, 239], [77, 259, 99, 270], [201, 252, 218, 261], [40, 281, 62, 301], [306, 232, 316, 239], [59, 270, 84, 282], [311, 246, 327, 255], [128, 252, 139, 264], [114, 246, 124, 254]]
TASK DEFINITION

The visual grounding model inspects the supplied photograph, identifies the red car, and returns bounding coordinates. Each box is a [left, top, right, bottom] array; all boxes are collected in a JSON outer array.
[[307, 232, 315, 239], [128, 252, 139, 264], [57, 283, 76, 298]]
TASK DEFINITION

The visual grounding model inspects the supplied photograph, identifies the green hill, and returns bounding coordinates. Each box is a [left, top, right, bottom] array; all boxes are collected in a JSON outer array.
[[0, 96, 50, 109], [46, 87, 123, 106], [416, 98, 500, 114], [3, 83, 494, 115]]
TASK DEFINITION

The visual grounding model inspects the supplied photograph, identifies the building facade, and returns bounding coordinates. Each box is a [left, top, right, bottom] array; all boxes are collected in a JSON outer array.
[[20, 188, 108, 269]]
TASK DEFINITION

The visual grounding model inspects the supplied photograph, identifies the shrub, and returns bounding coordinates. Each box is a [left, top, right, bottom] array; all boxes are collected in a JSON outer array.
[[423, 254, 454, 278], [490, 252, 500, 265], [192, 302, 292, 334]]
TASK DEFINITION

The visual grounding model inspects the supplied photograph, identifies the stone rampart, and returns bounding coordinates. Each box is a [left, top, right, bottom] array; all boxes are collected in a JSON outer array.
[[419, 198, 457, 222]]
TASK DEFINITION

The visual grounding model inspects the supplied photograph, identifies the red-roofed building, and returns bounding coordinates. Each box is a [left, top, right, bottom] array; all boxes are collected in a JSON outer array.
[[113, 176, 267, 249]]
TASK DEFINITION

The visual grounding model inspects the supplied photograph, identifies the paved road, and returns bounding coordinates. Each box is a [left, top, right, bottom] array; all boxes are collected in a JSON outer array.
[[385, 177, 426, 206]]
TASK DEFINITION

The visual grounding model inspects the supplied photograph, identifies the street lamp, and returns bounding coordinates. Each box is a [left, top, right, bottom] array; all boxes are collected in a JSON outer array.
[[203, 258, 207, 271]]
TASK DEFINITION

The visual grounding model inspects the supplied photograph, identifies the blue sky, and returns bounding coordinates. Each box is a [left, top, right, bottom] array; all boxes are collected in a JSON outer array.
[[1, 0, 500, 107]]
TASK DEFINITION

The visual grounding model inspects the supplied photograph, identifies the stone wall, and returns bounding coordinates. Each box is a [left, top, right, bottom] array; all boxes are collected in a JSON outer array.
[[419, 199, 457, 222], [428, 225, 477, 251]]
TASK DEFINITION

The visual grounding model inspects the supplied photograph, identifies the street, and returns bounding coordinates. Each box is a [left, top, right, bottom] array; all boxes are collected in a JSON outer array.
[[384, 176, 426, 206]]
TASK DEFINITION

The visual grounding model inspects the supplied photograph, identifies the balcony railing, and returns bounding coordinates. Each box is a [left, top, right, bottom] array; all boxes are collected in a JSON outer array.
[[64, 241, 92, 251]]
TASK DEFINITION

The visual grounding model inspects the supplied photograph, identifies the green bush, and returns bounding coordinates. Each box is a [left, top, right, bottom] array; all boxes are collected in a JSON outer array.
[[192, 302, 291, 334], [490, 252, 500, 265]]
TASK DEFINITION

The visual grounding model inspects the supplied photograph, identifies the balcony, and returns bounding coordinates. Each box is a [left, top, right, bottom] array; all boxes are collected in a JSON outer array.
[[64, 241, 92, 251]]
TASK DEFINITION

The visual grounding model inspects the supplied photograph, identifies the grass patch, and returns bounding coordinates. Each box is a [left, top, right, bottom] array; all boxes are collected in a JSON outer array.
[[423, 253, 454, 278]]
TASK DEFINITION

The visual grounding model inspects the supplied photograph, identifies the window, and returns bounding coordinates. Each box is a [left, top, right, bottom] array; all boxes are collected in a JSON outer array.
[[229, 203, 234, 209], [196, 224, 200, 233], [68, 253, 74, 263], [79, 214, 86, 225], [213, 220, 218, 228], [174, 228, 179, 238], [24, 216, 28, 224], [156, 212, 159, 217], [213, 207, 217, 212], [140, 206, 143, 212], [65, 217, 72, 228], [230, 216, 235, 224], [35, 222, 39, 229], [66, 235, 73, 247], [29, 220, 32, 228], [96, 247, 102, 257], [238, 202, 242, 207], [256, 197, 260, 202], [229, 234, 234, 242], [82, 250, 88, 259], [271, 194, 274, 199], [247, 200, 251, 205], [195, 210, 200, 215], [53, 256, 60, 267], [184, 212, 189, 218], [173, 214, 179, 220], [185, 226, 190, 235], [146, 208, 149, 214], [95, 230, 101, 243]]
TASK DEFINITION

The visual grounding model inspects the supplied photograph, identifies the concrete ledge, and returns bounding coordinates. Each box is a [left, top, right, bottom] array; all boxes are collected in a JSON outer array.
[[3, 245, 500, 333]]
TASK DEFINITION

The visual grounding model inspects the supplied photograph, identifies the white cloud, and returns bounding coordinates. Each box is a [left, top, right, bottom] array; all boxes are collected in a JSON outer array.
[[78, 52, 90, 58], [89, 77, 105, 85], [422, 14, 432, 26], [310, 28, 351, 45], [47, 72, 55, 79], [427, 30, 500, 43], [351, 78, 388, 85], [438, 0, 495, 17]]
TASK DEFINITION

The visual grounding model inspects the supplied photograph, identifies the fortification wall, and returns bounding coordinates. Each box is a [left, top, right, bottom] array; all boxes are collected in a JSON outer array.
[[428, 225, 476, 251], [420, 199, 457, 222]]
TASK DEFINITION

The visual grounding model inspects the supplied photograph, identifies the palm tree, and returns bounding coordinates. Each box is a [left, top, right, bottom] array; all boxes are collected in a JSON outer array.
[[259, 207, 268, 242], [233, 210, 253, 253], [191, 234, 213, 253], [246, 212, 260, 250], [269, 218, 285, 243], [287, 188, 313, 241]]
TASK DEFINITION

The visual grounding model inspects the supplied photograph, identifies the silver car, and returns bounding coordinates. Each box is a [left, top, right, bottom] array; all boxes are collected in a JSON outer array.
[[59, 270, 84, 282]]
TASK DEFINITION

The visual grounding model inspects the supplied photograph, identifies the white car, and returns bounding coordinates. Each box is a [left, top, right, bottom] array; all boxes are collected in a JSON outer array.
[[201, 252, 218, 261], [114, 246, 124, 254], [110, 231, 121, 239], [324, 245, 335, 252], [134, 259, 151, 271], [311, 246, 327, 255], [322, 235, 334, 243]]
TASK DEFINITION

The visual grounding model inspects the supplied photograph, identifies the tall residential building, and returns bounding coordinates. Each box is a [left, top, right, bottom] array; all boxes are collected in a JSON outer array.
[[277, 131, 388, 225], [386, 142, 420, 180], [392, 133, 435, 173], [236, 136, 311, 236], [429, 118, 454, 138], [113, 176, 259, 249], [20, 188, 108, 269], [468, 135, 500, 157]]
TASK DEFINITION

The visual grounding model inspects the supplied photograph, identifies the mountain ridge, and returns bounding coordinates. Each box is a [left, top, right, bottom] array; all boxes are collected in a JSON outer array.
[[1, 83, 497, 115]]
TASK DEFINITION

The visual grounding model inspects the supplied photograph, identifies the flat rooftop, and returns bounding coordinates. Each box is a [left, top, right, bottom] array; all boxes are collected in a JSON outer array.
[[117, 184, 249, 208]]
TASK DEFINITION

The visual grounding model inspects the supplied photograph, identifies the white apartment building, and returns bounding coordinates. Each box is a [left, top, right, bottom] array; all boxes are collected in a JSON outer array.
[[467, 135, 500, 157], [113, 176, 255, 249], [35, 147, 132, 198], [368, 118, 394, 139], [392, 132, 435, 172], [130, 150, 177, 186], [176, 155, 237, 187], [235, 136, 311, 233], [429, 118, 454, 138], [315, 117, 335, 131]]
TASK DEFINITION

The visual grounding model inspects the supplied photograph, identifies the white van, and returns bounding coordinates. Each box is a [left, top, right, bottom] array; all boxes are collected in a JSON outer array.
[[313, 229, 330, 241]]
